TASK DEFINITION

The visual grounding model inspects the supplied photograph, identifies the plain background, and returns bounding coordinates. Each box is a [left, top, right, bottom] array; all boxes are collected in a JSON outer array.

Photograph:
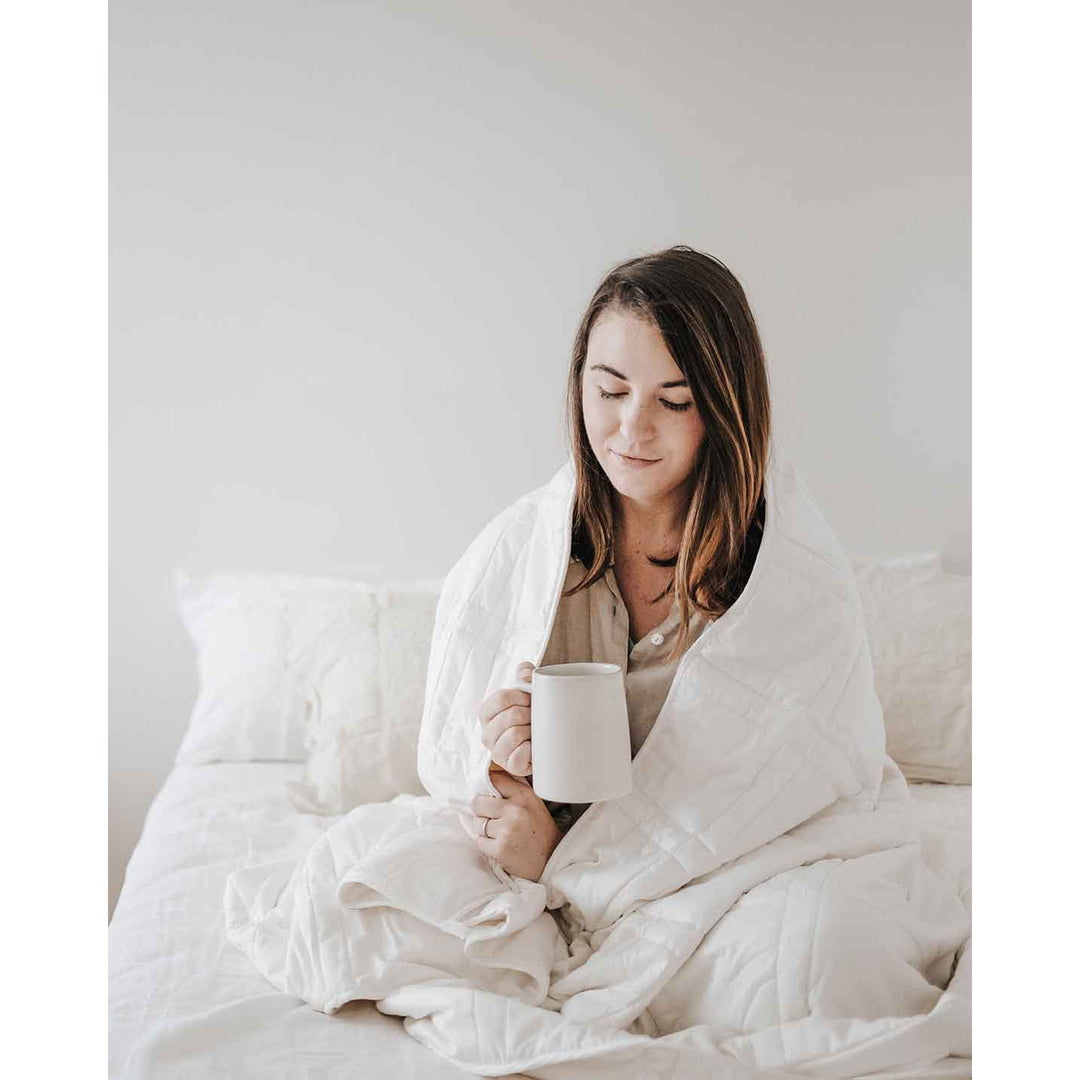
[[109, 0, 970, 920]]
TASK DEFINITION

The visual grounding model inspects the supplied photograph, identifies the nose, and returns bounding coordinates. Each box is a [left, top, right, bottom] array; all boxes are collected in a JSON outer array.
[[618, 395, 657, 445]]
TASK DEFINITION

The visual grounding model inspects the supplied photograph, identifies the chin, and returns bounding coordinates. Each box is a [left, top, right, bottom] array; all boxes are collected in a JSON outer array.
[[608, 465, 667, 490]]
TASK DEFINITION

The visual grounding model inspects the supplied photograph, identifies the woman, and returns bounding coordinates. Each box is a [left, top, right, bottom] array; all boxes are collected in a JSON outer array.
[[470, 245, 770, 882], [227, 247, 968, 1076]]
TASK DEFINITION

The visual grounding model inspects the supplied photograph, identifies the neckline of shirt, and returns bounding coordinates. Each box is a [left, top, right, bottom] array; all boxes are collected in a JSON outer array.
[[569, 555, 710, 644]]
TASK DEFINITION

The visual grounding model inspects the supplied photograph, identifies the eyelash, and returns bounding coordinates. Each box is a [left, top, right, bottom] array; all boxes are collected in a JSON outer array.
[[598, 387, 693, 412]]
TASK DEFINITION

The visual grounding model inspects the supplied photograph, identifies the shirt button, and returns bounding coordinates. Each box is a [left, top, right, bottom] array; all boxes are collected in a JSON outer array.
[[650, 632, 664, 645]]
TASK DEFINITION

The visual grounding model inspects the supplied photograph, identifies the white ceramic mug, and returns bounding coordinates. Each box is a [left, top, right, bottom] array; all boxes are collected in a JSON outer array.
[[507, 662, 633, 804]]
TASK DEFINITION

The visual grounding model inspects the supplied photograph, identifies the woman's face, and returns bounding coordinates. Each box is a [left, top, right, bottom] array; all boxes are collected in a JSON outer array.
[[582, 308, 705, 513]]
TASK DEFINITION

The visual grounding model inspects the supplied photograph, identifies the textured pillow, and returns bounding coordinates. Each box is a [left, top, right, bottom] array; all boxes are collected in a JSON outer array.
[[850, 554, 972, 784], [172, 570, 441, 770], [849, 551, 944, 608], [286, 581, 442, 814]]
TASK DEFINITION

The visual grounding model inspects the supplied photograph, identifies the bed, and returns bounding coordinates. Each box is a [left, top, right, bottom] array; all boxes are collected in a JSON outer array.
[[109, 553, 971, 1078]]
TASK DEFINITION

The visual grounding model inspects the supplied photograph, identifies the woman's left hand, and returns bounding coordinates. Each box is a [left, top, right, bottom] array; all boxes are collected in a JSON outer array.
[[471, 770, 562, 881]]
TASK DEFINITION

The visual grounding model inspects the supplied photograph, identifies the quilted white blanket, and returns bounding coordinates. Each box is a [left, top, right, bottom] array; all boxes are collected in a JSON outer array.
[[225, 443, 971, 1079]]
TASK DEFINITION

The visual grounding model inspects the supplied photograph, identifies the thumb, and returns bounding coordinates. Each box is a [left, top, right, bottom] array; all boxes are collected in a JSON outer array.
[[515, 659, 536, 682], [489, 768, 530, 803]]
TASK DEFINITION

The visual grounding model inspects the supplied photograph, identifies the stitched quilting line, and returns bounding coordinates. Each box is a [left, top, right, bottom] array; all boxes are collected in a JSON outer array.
[[644, 633, 863, 861], [709, 619, 866, 791], [781, 528, 851, 577], [428, 494, 567, 777], [770, 874, 799, 1028], [783, 1002, 951, 1069], [803, 861, 840, 1020], [567, 730, 804, 921], [423, 508, 532, 758], [840, 859, 941, 966], [427, 609, 509, 762], [595, 638, 871, 919], [549, 645, 775, 883], [664, 574, 862, 780], [681, 638, 872, 868]]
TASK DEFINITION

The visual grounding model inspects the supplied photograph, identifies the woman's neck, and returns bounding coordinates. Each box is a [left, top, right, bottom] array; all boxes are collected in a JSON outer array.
[[613, 496, 687, 556]]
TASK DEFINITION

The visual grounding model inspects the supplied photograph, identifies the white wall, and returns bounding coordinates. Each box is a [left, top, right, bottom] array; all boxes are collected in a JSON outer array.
[[110, 0, 970, 919]]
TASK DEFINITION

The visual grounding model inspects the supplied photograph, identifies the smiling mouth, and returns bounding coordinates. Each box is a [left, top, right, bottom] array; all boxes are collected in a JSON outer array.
[[614, 451, 660, 463]]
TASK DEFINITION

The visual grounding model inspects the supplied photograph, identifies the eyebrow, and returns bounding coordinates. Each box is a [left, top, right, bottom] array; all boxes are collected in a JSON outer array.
[[588, 363, 688, 388]]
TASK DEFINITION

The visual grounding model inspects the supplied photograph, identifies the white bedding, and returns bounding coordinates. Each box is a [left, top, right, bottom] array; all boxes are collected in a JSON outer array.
[[113, 448, 972, 1078], [108, 762, 505, 1079], [109, 764, 969, 1078], [221, 449, 970, 1078]]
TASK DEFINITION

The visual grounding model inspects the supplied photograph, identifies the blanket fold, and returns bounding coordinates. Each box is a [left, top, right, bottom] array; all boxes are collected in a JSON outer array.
[[225, 441, 971, 1078]]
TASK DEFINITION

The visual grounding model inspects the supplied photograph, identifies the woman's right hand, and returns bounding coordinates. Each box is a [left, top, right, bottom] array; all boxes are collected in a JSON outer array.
[[478, 660, 534, 777]]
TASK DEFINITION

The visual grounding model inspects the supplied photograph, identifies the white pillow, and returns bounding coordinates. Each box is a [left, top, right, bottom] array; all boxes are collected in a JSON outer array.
[[173, 570, 427, 764], [286, 581, 441, 814], [850, 554, 972, 784], [849, 551, 944, 606]]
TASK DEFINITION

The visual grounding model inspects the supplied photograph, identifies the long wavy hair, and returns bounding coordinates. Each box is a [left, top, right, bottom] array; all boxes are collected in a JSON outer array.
[[563, 245, 771, 665]]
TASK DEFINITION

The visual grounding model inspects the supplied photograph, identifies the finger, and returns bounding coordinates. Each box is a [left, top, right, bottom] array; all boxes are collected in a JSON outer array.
[[505, 739, 531, 778], [489, 768, 530, 801], [470, 794, 507, 817], [482, 708, 529, 756], [491, 768, 541, 807], [515, 660, 535, 681], [473, 814, 499, 839], [493, 727, 531, 773], [480, 704, 530, 752], [474, 832, 499, 859], [477, 688, 531, 728]]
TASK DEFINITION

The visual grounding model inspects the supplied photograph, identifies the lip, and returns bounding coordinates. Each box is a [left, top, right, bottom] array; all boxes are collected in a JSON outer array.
[[613, 450, 660, 468]]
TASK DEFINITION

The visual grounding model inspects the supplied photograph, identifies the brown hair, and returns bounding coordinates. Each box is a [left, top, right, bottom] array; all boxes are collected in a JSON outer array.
[[562, 245, 771, 665]]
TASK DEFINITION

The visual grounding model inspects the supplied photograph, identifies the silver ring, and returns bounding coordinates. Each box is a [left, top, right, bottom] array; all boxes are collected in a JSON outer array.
[[481, 817, 492, 839]]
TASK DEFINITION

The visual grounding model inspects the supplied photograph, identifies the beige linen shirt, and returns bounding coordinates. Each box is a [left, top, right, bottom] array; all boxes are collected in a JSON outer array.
[[537, 556, 714, 834]]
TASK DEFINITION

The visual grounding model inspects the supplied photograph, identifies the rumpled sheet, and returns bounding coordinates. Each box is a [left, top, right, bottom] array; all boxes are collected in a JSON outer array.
[[225, 443, 972, 1078], [110, 763, 492, 1080]]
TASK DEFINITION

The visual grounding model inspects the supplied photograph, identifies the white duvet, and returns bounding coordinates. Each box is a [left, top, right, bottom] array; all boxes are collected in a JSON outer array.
[[225, 443, 972, 1079]]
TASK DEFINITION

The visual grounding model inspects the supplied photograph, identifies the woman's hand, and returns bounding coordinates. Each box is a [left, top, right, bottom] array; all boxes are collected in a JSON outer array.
[[477, 660, 535, 778], [471, 769, 562, 881]]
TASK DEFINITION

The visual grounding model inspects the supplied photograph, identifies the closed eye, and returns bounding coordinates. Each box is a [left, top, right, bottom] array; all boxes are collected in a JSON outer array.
[[598, 387, 693, 412]]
